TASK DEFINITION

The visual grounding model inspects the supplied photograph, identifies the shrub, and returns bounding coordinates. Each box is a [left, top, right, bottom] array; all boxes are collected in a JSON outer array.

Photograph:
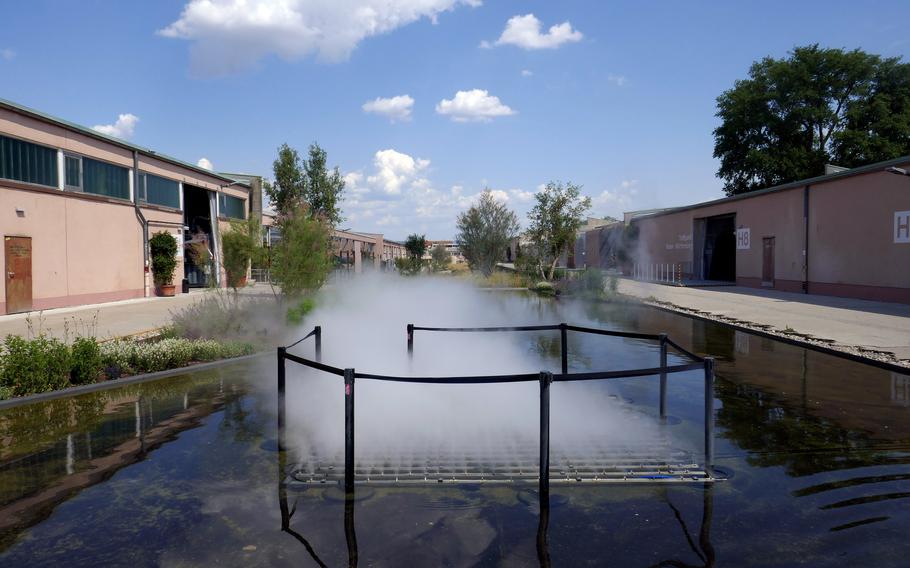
[[286, 297, 315, 325], [70, 337, 102, 385], [150, 231, 178, 287], [394, 257, 422, 276], [221, 217, 263, 289], [169, 292, 263, 341], [100, 338, 256, 377], [0, 335, 70, 397]]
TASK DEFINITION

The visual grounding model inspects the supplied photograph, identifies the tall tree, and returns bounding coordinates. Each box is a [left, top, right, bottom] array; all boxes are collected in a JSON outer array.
[[404, 234, 427, 259], [270, 205, 333, 297], [302, 142, 345, 226], [526, 182, 591, 281], [456, 190, 520, 277], [266, 143, 304, 214], [714, 45, 910, 195]]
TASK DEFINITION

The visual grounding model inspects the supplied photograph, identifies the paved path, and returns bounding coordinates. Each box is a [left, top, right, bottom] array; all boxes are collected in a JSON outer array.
[[619, 279, 910, 363], [0, 286, 274, 341]]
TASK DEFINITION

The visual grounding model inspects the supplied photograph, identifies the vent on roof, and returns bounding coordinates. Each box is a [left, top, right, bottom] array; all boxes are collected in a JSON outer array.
[[824, 164, 850, 175]]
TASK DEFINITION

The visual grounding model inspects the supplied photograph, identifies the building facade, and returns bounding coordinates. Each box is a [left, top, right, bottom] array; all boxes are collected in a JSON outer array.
[[1, 99, 251, 315], [615, 157, 910, 303]]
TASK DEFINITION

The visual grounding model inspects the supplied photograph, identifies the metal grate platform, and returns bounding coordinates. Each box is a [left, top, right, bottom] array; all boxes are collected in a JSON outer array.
[[287, 439, 716, 485]]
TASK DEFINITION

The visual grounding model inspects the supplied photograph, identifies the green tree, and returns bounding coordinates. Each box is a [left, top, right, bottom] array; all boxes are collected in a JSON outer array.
[[221, 216, 263, 290], [270, 205, 333, 297], [266, 143, 304, 214], [404, 234, 427, 259], [714, 45, 910, 195], [149, 231, 178, 287], [455, 190, 520, 277], [430, 244, 452, 272], [526, 182, 591, 281], [302, 142, 345, 226]]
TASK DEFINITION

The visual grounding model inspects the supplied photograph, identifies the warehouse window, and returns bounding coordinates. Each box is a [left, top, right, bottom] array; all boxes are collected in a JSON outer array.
[[0, 134, 58, 188], [82, 157, 130, 200], [139, 173, 180, 209], [64, 154, 82, 190], [219, 193, 246, 219]]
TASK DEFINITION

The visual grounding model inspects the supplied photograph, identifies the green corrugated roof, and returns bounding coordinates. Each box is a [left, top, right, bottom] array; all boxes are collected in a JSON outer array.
[[0, 97, 244, 186]]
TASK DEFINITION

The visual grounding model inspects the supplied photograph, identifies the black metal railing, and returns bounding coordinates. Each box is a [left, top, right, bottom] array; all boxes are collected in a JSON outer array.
[[277, 322, 716, 497]]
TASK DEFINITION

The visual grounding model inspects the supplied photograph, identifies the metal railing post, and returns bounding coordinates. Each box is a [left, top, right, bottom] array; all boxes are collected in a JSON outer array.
[[559, 324, 568, 376], [344, 368, 356, 494], [407, 324, 414, 358], [539, 371, 553, 499], [658, 333, 668, 420], [704, 357, 715, 477], [314, 325, 322, 362], [277, 347, 287, 453]]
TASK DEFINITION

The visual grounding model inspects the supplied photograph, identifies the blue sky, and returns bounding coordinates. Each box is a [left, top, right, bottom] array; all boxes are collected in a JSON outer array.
[[1, 0, 908, 240]]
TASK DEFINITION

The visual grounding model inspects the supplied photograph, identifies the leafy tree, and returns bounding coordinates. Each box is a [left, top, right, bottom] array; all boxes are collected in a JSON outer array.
[[221, 216, 264, 290], [270, 205, 333, 298], [526, 182, 591, 281], [404, 234, 427, 259], [149, 231, 178, 287], [714, 45, 910, 195], [430, 244, 452, 272], [456, 190, 520, 277], [302, 142, 345, 226], [266, 143, 304, 214]]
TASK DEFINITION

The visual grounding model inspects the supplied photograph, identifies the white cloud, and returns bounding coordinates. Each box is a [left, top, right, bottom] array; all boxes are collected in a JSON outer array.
[[0, 49, 15, 61], [520, 69, 533, 77], [593, 180, 639, 214], [435, 89, 515, 122], [92, 113, 139, 140], [197, 157, 214, 170], [362, 94, 414, 122], [607, 73, 627, 87], [159, 0, 482, 76], [367, 149, 430, 195], [487, 13, 582, 50]]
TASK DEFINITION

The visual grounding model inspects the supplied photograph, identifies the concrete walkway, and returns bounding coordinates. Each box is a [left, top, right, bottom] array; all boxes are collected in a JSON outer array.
[[619, 279, 910, 364], [0, 286, 274, 341]]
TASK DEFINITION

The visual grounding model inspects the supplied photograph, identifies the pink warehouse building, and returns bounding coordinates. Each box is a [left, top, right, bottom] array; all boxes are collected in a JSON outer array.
[[594, 158, 910, 303], [0, 99, 255, 315]]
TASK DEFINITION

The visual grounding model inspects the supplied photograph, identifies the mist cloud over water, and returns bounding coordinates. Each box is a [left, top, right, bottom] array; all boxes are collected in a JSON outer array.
[[281, 274, 667, 467]]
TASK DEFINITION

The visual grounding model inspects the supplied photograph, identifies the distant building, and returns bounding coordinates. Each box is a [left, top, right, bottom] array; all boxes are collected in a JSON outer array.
[[585, 156, 910, 303], [425, 239, 464, 263]]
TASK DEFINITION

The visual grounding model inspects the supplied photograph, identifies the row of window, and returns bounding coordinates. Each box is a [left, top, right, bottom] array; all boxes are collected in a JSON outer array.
[[0, 133, 245, 218]]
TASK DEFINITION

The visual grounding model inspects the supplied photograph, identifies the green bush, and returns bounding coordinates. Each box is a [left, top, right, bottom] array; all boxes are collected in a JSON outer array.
[[286, 297, 316, 325], [70, 337, 102, 385], [150, 231, 178, 287], [0, 335, 70, 397], [100, 337, 256, 376]]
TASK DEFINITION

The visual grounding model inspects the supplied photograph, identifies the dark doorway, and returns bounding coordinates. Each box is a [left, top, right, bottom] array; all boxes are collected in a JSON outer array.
[[762, 237, 775, 286], [183, 185, 215, 287], [703, 214, 735, 282], [4, 236, 32, 313]]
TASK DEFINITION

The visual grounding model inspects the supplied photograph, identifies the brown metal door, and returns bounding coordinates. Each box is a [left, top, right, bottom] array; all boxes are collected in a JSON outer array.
[[4, 236, 32, 314], [762, 237, 775, 286]]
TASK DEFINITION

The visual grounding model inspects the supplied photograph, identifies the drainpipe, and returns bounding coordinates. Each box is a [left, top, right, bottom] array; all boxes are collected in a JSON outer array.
[[133, 150, 150, 298], [802, 185, 810, 294]]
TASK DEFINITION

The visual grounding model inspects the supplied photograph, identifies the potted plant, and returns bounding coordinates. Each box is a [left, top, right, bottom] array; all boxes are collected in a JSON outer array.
[[150, 231, 179, 296]]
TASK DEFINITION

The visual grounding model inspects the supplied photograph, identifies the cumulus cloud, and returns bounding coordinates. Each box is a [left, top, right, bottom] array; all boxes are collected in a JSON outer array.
[[607, 73, 627, 87], [436, 89, 515, 122], [362, 94, 414, 122], [485, 13, 582, 50], [92, 113, 139, 140], [159, 0, 481, 76], [342, 148, 535, 237], [197, 157, 214, 170], [520, 69, 533, 77], [367, 149, 431, 195], [0, 49, 15, 61], [593, 180, 638, 214]]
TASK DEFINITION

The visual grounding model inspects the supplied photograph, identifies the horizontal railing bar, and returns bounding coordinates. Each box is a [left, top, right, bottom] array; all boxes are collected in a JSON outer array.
[[284, 352, 345, 376], [554, 362, 705, 382], [354, 371, 540, 384], [664, 338, 705, 362], [564, 325, 662, 341], [411, 325, 560, 332], [285, 326, 319, 349]]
